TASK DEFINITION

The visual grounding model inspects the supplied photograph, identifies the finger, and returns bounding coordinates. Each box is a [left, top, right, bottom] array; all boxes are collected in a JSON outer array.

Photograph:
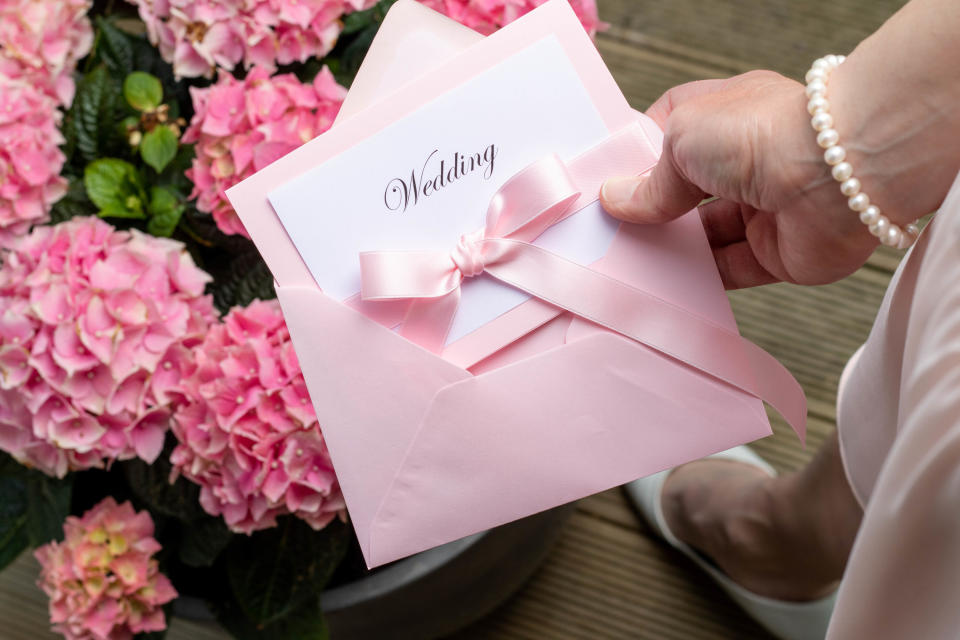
[[600, 143, 705, 224], [712, 241, 780, 290], [697, 198, 748, 247], [645, 78, 729, 129]]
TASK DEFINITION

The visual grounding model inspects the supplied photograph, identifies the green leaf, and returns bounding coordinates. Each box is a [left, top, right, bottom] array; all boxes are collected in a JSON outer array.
[[341, 8, 376, 35], [224, 518, 348, 628], [146, 186, 184, 237], [178, 517, 233, 568], [124, 71, 164, 112], [338, 23, 379, 82], [50, 178, 98, 223], [140, 125, 178, 173], [214, 594, 329, 640], [25, 473, 73, 547], [84, 158, 146, 219], [123, 454, 208, 523], [74, 65, 123, 165], [97, 18, 134, 77], [83, 158, 129, 208], [0, 472, 29, 571], [212, 250, 276, 314], [342, 0, 397, 34]]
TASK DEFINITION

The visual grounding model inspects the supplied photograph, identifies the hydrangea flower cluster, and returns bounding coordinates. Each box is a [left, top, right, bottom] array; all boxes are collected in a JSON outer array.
[[0, 0, 94, 107], [170, 299, 345, 534], [183, 67, 346, 237], [35, 498, 178, 640], [0, 76, 68, 239], [419, 0, 602, 36], [128, 0, 374, 79], [0, 217, 216, 478]]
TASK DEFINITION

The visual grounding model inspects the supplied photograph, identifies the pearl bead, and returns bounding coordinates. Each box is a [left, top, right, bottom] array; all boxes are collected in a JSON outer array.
[[840, 177, 861, 196], [817, 128, 839, 148], [831, 162, 853, 181], [811, 112, 833, 132], [848, 192, 870, 212], [824, 145, 846, 165], [869, 215, 890, 236], [901, 224, 919, 248], [805, 80, 826, 98], [859, 205, 881, 225], [882, 225, 903, 247], [805, 54, 918, 251], [807, 96, 829, 115]]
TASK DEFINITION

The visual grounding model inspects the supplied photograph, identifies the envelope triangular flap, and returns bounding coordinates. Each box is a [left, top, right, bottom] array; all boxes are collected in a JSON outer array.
[[335, 0, 481, 124], [275, 285, 469, 559], [366, 331, 772, 566]]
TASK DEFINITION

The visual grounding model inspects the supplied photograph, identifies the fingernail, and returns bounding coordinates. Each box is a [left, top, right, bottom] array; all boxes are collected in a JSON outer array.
[[600, 176, 644, 206]]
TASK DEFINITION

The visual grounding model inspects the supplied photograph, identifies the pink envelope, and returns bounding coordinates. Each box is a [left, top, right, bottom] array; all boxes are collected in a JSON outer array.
[[226, 0, 806, 568]]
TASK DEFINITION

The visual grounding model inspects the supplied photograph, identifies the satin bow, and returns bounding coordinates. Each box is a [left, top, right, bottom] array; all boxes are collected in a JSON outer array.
[[359, 154, 581, 351]]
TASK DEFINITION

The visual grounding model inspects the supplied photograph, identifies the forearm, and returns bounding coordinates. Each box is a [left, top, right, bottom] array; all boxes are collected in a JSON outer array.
[[830, 0, 960, 226]]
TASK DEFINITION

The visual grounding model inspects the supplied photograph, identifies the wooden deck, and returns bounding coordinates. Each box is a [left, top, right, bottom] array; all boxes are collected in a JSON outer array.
[[0, 0, 910, 637]]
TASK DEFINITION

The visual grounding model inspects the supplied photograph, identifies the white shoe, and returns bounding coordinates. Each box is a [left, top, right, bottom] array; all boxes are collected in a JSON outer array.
[[624, 446, 837, 640]]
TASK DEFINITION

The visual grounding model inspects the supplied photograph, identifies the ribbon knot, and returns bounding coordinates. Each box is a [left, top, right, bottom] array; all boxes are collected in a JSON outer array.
[[451, 230, 486, 278]]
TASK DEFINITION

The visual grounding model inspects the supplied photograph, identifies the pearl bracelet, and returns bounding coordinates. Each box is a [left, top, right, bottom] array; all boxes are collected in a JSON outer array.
[[805, 55, 920, 249]]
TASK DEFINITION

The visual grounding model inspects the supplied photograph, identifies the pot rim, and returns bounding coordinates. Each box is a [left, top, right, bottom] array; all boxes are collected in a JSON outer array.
[[321, 529, 487, 611]]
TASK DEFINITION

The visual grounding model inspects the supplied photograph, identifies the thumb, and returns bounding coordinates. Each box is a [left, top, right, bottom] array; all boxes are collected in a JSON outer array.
[[600, 145, 705, 224]]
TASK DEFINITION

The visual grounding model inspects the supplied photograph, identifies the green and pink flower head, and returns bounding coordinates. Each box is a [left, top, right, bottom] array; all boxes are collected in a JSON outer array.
[[35, 498, 177, 640]]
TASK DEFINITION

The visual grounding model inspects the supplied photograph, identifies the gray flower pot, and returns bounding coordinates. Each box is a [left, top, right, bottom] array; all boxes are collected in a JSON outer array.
[[174, 505, 574, 639]]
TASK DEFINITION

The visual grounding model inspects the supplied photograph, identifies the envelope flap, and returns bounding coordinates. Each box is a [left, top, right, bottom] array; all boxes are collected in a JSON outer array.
[[336, 0, 481, 123], [275, 285, 469, 559], [367, 332, 771, 565]]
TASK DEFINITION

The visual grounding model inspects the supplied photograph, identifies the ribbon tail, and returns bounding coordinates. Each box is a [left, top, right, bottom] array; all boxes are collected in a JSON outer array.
[[400, 290, 462, 354], [482, 239, 807, 443]]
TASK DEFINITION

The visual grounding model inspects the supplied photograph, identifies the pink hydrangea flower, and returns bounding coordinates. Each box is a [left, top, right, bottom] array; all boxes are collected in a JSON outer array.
[[170, 299, 345, 534], [0, 217, 216, 478], [35, 498, 178, 640], [128, 0, 375, 79], [0, 74, 67, 240], [0, 0, 93, 107], [183, 67, 346, 237], [418, 0, 602, 36]]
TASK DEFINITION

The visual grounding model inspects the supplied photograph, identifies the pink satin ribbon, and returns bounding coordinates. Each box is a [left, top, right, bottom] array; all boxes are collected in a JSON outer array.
[[359, 125, 807, 441]]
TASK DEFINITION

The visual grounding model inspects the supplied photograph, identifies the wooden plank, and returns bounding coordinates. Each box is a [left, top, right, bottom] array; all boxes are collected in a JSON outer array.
[[455, 510, 776, 639], [728, 266, 891, 422], [596, 0, 908, 81]]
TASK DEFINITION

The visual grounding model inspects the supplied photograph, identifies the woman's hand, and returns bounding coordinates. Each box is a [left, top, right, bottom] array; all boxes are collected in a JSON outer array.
[[601, 71, 878, 289], [601, 0, 960, 291]]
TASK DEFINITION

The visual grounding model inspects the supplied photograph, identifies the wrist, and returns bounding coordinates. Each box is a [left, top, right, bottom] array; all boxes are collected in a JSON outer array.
[[826, 2, 960, 227]]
